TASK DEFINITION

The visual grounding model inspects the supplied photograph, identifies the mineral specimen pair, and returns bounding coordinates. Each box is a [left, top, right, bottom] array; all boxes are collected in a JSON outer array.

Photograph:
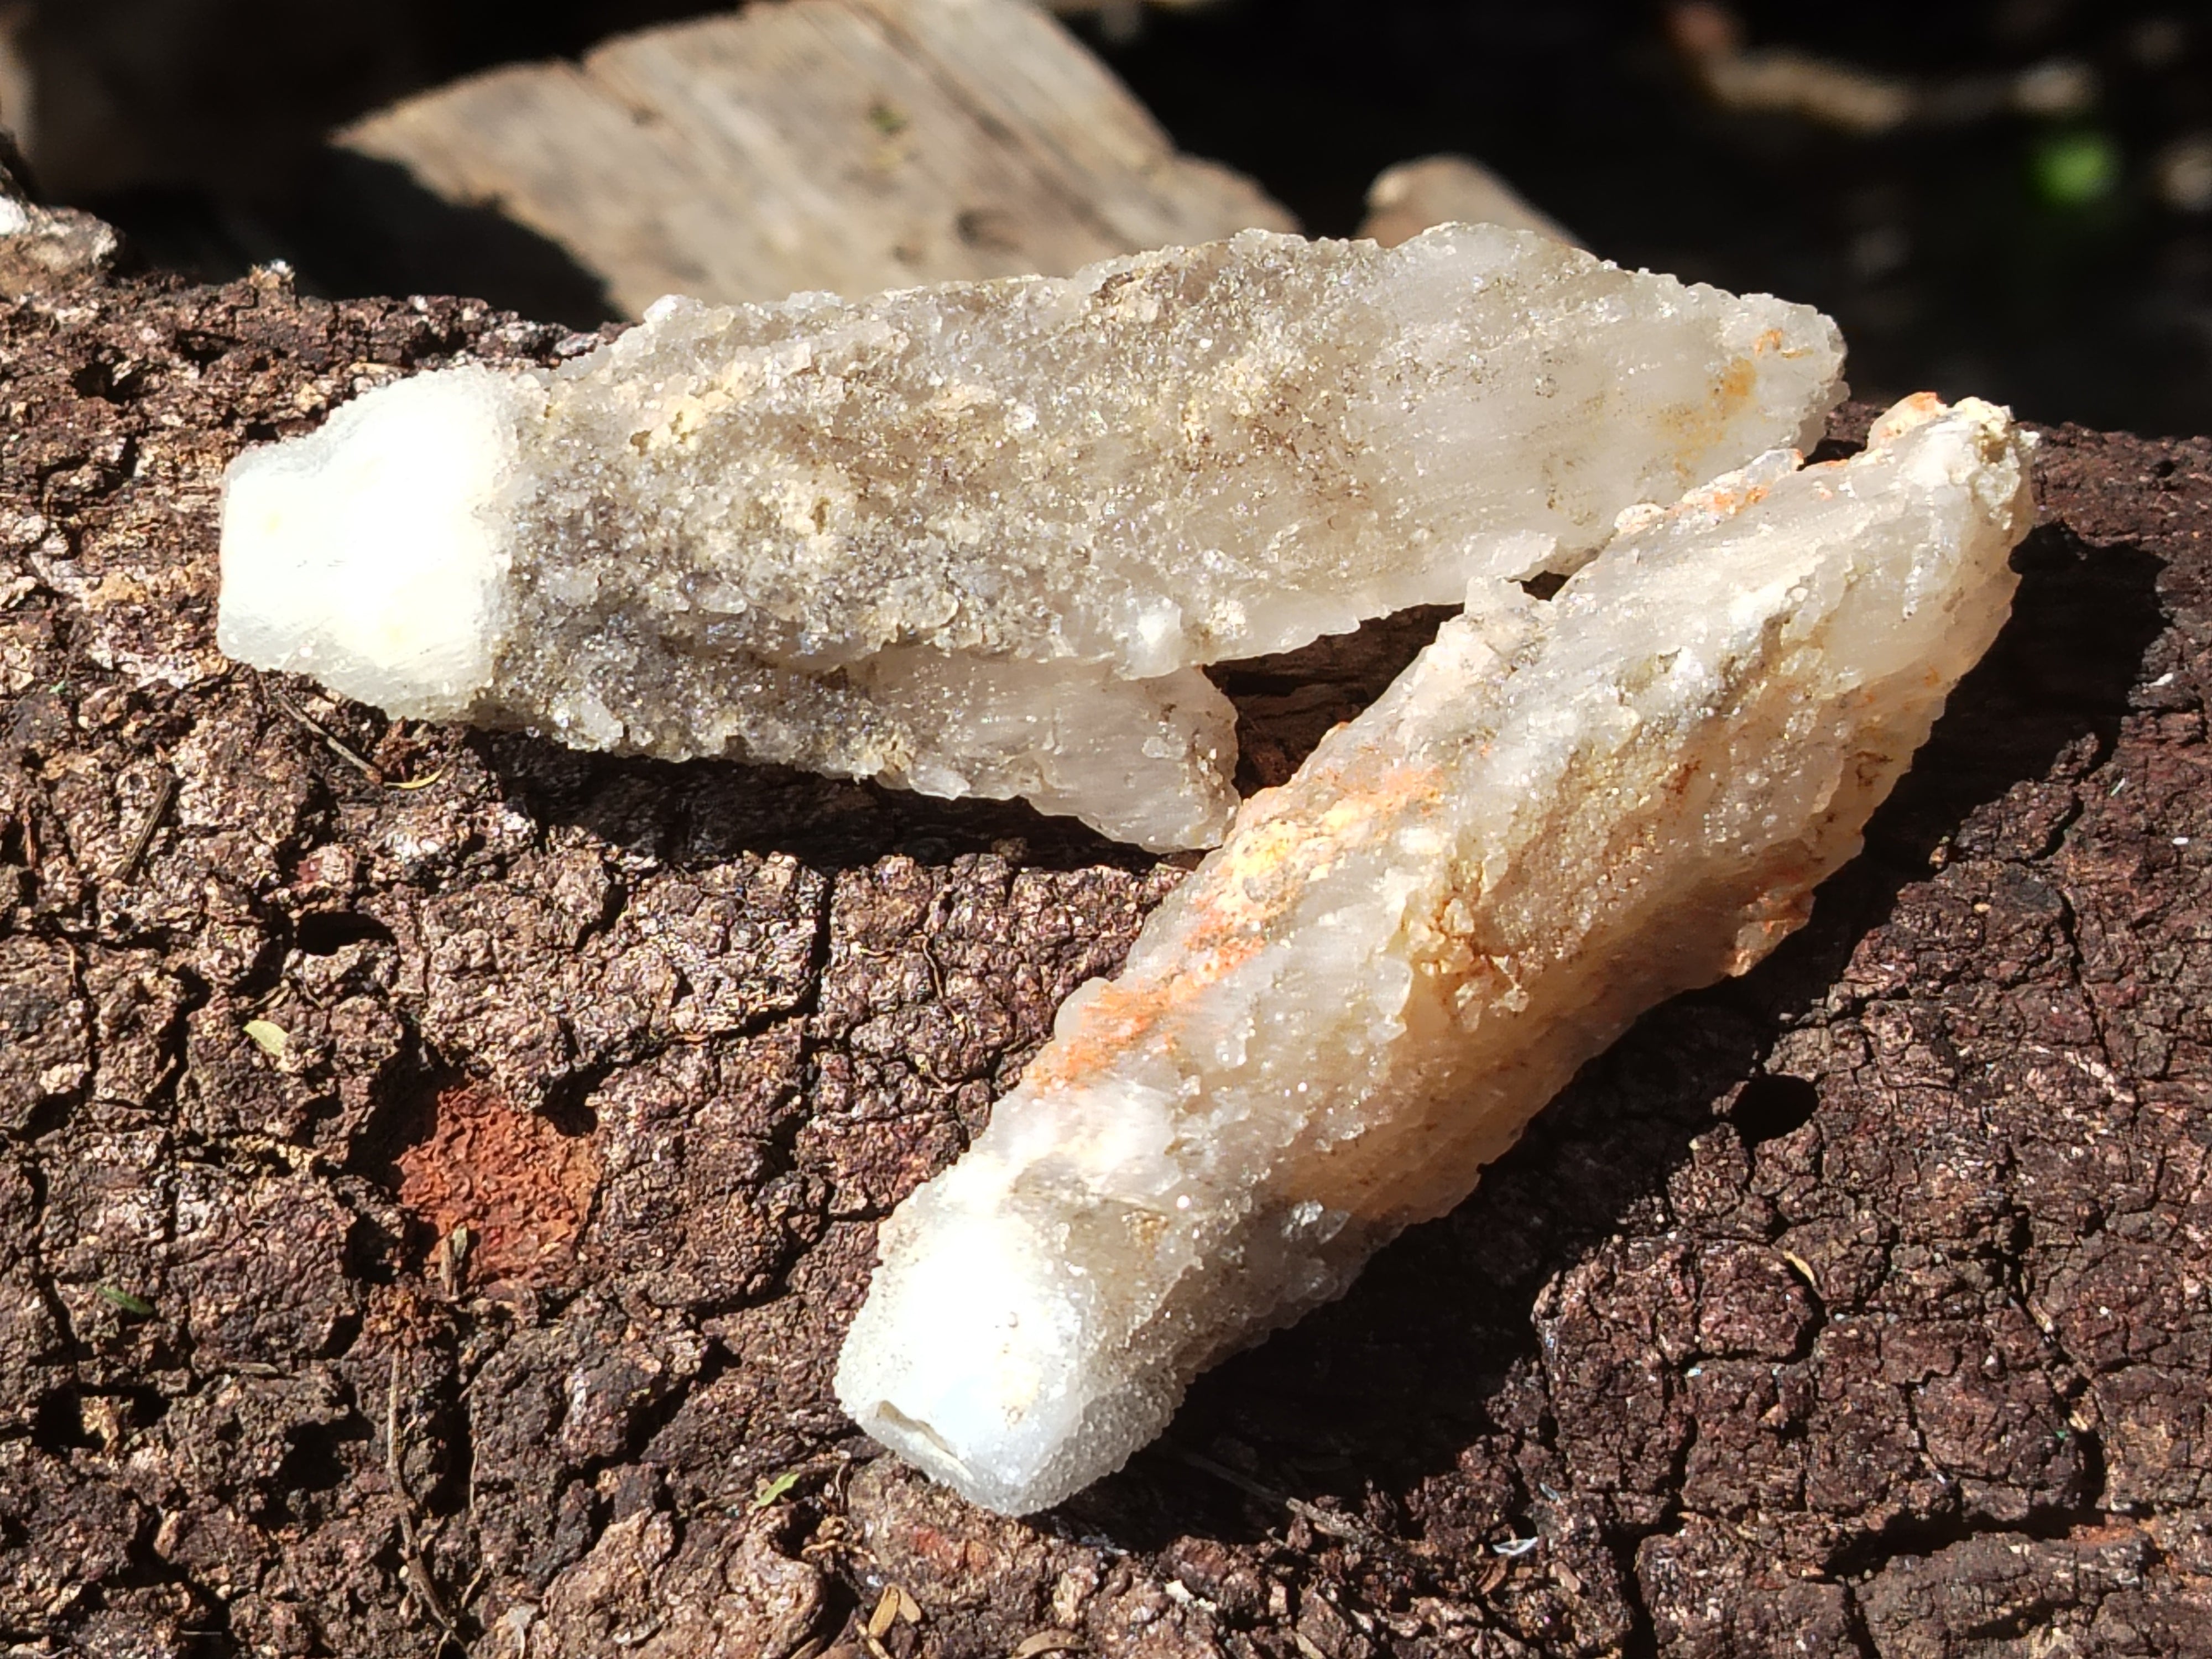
[[217, 227, 2035, 1517]]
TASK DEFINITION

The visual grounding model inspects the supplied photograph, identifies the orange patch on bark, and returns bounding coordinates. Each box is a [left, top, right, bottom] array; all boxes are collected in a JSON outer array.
[[395, 1084, 601, 1285]]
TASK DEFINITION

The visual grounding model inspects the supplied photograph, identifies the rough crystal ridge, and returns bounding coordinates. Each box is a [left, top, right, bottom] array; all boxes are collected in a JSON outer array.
[[217, 225, 1843, 848], [833, 395, 2036, 1514]]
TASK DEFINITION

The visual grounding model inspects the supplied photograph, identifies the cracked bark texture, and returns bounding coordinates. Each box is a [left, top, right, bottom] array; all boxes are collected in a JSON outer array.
[[2, 260, 2210, 1659]]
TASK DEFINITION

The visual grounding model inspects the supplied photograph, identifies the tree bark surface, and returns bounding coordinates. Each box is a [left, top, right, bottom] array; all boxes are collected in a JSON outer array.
[[3, 266, 2210, 1658]]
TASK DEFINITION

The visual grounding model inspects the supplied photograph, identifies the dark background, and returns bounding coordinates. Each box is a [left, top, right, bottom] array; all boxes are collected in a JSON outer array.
[[15, 0, 2211, 436], [1110, 0, 2212, 437]]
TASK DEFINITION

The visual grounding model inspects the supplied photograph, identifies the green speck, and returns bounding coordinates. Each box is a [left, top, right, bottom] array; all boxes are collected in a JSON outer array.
[[2033, 131, 2121, 208], [868, 101, 909, 137], [243, 1019, 288, 1057], [97, 1285, 154, 1317], [752, 1469, 801, 1509]]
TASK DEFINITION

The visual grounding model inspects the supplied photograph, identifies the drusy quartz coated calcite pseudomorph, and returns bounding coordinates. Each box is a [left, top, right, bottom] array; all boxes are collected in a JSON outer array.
[[834, 395, 2037, 1515], [216, 225, 1843, 849]]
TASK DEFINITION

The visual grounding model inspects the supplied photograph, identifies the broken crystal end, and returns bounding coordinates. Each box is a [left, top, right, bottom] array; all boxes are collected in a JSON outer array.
[[834, 1164, 1172, 1515], [217, 364, 530, 719]]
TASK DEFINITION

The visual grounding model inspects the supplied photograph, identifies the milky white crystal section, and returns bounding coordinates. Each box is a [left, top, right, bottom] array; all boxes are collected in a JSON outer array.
[[217, 368, 531, 716], [217, 225, 1843, 849], [834, 395, 2036, 1514]]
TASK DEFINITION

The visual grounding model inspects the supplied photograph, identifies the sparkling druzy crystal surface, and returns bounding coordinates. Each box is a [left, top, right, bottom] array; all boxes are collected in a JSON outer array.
[[217, 225, 1843, 849], [833, 395, 2037, 1515]]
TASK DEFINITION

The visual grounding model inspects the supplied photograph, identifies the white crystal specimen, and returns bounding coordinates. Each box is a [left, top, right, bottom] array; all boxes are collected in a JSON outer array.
[[217, 225, 1843, 849], [834, 395, 2036, 1514]]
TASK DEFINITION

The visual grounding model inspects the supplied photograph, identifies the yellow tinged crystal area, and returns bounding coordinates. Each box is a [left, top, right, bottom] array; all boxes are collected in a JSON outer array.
[[834, 395, 2036, 1515], [217, 225, 1841, 851]]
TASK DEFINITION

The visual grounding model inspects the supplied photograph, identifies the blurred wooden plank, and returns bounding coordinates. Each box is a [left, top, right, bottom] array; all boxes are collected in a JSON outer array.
[[340, 60, 728, 312], [338, 0, 1292, 319], [1359, 154, 1579, 251], [847, 0, 1279, 252]]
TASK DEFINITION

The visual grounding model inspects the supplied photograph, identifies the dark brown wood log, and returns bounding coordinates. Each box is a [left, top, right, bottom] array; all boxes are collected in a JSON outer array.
[[3, 253, 2209, 1657]]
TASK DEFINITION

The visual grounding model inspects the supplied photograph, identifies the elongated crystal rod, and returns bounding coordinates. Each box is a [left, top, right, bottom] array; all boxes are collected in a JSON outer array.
[[834, 395, 2035, 1513], [217, 226, 1841, 849]]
